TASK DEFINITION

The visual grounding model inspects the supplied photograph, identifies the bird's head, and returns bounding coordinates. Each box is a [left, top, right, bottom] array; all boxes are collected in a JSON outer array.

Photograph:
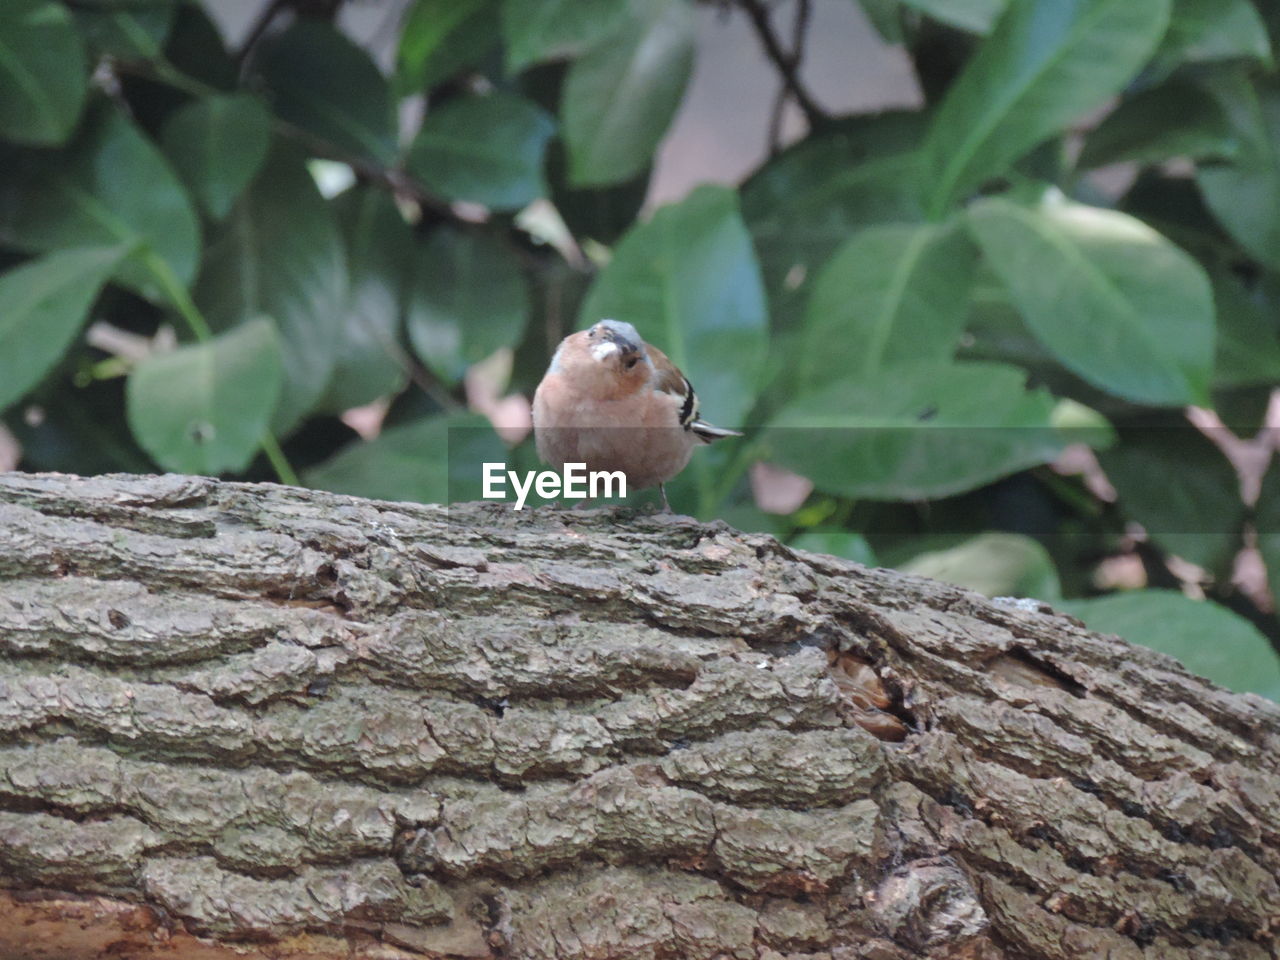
[[550, 319, 652, 397]]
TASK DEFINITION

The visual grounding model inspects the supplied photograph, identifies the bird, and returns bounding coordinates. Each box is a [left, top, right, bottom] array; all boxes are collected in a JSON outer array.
[[532, 319, 742, 511]]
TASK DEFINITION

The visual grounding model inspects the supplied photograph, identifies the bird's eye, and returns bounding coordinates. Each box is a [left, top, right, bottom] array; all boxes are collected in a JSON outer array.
[[625, 357, 638, 370]]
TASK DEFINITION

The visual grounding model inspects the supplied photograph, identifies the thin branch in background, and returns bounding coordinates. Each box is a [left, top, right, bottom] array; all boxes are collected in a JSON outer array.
[[766, 83, 788, 155], [765, 0, 814, 153], [404, 356, 467, 413], [738, 0, 826, 130], [791, 0, 813, 72], [1133, 537, 1280, 652], [237, 0, 289, 64], [112, 54, 559, 284], [236, 0, 348, 63]]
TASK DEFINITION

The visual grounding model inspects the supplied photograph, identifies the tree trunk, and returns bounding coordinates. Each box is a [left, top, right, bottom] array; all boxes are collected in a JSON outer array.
[[0, 472, 1277, 960]]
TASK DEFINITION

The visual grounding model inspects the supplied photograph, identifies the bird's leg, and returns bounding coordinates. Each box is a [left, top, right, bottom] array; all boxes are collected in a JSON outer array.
[[659, 483, 672, 513]]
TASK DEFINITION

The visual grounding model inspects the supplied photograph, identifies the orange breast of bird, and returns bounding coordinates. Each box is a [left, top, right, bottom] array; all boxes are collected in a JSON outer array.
[[533, 372, 697, 491]]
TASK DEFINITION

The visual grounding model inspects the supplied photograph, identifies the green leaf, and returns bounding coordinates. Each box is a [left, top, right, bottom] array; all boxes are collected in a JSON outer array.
[[0, 247, 129, 414], [502, 0, 631, 73], [1212, 384, 1272, 436], [549, 144, 651, 245], [801, 221, 975, 389], [164, 2, 238, 93], [406, 92, 555, 212], [161, 93, 271, 221], [1197, 73, 1280, 267], [1051, 397, 1116, 447], [320, 186, 412, 412], [579, 185, 768, 426], [194, 149, 347, 433], [305, 412, 505, 505], [963, 291, 1139, 431], [763, 361, 1063, 500], [1079, 78, 1238, 169], [254, 21, 397, 166], [1062, 590, 1280, 701], [899, 0, 1007, 34], [901, 532, 1061, 600], [562, 0, 695, 187], [1210, 263, 1280, 389], [47, 0, 175, 6], [1099, 414, 1243, 574], [968, 195, 1215, 407], [960, 292, 1063, 380], [856, 0, 904, 43], [1152, 0, 1272, 76], [6, 376, 152, 475], [126, 319, 283, 476], [1118, 169, 1229, 259], [921, 0, 1171, 215], [1257, 466, 1280, 620], [790, 532, 877, 566], [406, 227, 530, 384], [72, 2, 176, 62], [741, 112, 926, 331], [0, 105, 201, 299], [0, 0, 87, 146], [397, 0, 493, 93]]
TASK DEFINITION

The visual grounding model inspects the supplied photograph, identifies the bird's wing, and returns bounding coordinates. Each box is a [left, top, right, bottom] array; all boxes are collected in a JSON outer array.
[[646, 344, 699, 429], [690, 420, 742, 441]]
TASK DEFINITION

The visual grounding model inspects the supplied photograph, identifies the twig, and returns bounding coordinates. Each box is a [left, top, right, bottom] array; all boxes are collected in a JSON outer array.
[[793, 0, 813, 72], [766, 84, 788, 155], [237, 0, 289, 64], [764, 0, 815, 152], [737, 0, 826, 128], [402, 356, 467, 413], [1134, 538, 1280, 653], [111, 56, 456, 222], [357, 165, 456, 221]]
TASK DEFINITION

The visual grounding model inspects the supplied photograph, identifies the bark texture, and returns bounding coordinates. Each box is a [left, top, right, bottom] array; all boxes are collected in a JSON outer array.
[[0, 471, 1277, 960]]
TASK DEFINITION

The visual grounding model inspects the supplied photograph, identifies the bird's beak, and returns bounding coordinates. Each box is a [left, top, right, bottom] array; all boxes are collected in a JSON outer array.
[[601, 326, 639, 356]]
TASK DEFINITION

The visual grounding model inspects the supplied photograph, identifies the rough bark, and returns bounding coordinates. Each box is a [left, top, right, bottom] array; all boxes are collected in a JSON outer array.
[[0, 472, 1277, 960]]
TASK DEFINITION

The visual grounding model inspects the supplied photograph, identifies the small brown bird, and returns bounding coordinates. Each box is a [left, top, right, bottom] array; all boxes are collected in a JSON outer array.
[[532, 319, 741, 510]]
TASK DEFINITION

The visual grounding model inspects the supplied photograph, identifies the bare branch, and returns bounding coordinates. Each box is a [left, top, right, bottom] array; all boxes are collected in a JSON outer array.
[[738, 0, 827, 128], [236, 0, 289, 64]]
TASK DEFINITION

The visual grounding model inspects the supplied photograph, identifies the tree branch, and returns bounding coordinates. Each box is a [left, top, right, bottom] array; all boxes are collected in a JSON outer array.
[[738, 0, 827, 128], [0, 473, 1277, 958], [765, 0, 816, 153], [236, 0, 289, 64]]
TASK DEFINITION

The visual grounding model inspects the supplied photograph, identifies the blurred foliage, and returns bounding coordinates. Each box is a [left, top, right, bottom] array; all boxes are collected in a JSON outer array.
[[2, 0, 1280, 698]]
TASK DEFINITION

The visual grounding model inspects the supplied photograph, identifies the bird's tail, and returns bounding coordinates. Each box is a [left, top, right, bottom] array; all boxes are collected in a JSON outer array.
[[691, 420, 743, 443]]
